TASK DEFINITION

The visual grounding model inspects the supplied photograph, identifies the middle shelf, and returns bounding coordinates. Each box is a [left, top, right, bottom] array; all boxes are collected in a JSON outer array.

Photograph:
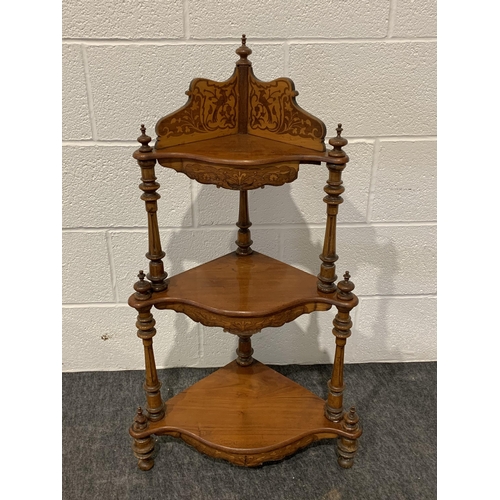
[[129, 251, 353, 333]]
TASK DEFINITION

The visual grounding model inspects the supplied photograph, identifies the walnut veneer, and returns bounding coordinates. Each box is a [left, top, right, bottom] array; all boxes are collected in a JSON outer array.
[[127, 36, 361, 472]]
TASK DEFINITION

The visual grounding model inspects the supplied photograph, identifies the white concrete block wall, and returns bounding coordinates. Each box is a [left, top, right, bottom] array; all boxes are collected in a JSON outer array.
[[62, 0, 436, 372]]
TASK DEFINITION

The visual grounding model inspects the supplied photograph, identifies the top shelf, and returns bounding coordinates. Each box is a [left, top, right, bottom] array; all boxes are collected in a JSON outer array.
[[134, 37, 346, 189], [133, 133, 334, 166]]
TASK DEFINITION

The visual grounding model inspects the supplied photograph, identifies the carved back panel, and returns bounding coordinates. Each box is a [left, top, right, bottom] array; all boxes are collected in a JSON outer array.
[[247, 71, 326, 151], [155, 72, 239, 149], [154, 40, 326, 152]]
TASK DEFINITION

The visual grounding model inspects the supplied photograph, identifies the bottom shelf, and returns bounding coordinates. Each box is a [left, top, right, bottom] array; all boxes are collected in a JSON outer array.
[[132, 360, 352, 467]]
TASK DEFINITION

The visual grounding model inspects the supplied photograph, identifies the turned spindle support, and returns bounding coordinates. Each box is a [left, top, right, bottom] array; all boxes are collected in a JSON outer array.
[[137, 125, 168, 292], [235, 190, 253, 255], [130, 407, 156, 471], [317, 124, 349, 293], [325, 271, 356, 423], [236, 334, 254, 366], [134, 271, 165, 422]]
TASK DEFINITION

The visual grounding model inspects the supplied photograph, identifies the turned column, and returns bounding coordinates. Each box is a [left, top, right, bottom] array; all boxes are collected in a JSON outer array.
[[136, 125, 168, 292], [134, 271, 165, 422], [235, 334, 255, 366], [325, 272, 356, 423], [317, 124, 349, 293], [235, 190, 253, 255]]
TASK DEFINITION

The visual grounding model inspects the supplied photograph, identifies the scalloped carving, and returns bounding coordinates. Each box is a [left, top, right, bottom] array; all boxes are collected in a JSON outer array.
[[154, 301, 332, 333], [248, 73, 326, 151], [180, 433, 320, 467], [155, 73, 239, 149], [161, 160, 299, 190]]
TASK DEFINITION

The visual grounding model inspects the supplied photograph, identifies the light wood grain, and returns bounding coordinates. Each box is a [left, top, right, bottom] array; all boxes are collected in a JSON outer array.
[[130, 360, 361, 466]]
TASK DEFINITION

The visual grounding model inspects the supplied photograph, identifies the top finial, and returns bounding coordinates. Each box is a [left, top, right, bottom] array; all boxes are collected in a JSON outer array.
[[134, 269, 152, 300], [328, 123, 348, 158], [137, 124, 152, 153], [132, 406, 148, 431], [236, 34, 252, 66], [337, 270, 355, 298]]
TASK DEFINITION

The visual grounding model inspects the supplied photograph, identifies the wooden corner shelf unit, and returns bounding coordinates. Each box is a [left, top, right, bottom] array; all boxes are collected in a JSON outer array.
[[128, 36, 362, 471]]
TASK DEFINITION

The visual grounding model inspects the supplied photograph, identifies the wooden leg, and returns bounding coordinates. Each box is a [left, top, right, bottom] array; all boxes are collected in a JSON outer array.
[[324, 309, 351, 422], [337, 407, 360, 469], [131, 407, 156, 471], [236, 334, 254, 366], [324, 272, 356, 423], [136, 307, 165, 421], [236, 190, 253, 255], [136, 126, 168, 292]]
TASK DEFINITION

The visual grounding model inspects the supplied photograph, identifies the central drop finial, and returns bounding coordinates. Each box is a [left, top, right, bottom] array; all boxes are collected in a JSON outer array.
[[236, 34, 252, 65]]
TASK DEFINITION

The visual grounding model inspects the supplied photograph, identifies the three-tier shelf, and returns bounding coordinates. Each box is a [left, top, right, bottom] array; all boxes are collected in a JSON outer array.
[[128, 36, 362, 471]]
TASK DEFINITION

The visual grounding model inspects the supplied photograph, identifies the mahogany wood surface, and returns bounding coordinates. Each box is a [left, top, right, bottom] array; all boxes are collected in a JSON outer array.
[[135, 133, 329, 165], [129, 360, 361, 467], [128, 252, 358, 333], [128, 36, 362, 471]]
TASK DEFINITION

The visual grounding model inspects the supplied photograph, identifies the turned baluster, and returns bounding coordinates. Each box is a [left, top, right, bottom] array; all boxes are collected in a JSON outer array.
[[134, 271, 165, 422], [136, 125, 168, 292], [317, 124, 349, 293], [235, 334, 255, 366], [235, 190, 253, 255], [325, 272, 355, 423]]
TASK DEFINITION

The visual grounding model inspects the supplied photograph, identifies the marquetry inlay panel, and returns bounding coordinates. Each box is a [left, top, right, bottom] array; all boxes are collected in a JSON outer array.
[[247, 73, 326, 151], [155, 73, 239, 149]]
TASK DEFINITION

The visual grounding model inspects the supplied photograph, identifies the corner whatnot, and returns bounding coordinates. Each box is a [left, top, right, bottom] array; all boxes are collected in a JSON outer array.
[[127, 35, 361, 471]]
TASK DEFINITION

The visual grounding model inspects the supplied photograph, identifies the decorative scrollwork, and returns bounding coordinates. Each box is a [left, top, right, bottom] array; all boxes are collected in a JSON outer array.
[[156, 74, 238, 148], [180, 432, 323, 467], [248, 75, 326, 150], [155, 301, 331, 333], [168, 161, 299, 190]]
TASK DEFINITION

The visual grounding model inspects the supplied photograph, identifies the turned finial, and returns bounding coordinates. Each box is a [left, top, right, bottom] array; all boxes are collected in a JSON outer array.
[[328, 123, 349, 162], [137, 124, 153, 153], [134, 270, 152, 300], [337, 271, 355, 298], [236, 34, 252, 65], [344, 406, 360, 427], [135, 406, 146, 421], [132, 406, 149, 431]]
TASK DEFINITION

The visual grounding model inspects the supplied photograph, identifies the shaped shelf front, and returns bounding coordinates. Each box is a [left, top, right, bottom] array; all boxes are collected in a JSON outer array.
[[133, 134, 335, 190], [128, 251, 348, 333], [129, 359, 361, 467]]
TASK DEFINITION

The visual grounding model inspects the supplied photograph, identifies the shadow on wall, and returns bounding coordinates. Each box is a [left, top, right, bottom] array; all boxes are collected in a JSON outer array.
[[151, 170, 399, 369]]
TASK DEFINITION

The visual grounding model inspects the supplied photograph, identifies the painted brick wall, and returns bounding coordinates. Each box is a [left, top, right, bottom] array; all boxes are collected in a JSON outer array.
[[62, 0, 437, 372]]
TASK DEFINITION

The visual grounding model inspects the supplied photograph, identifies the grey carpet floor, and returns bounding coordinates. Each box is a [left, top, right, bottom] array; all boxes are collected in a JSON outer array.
[[62, 362, 436, 500]]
